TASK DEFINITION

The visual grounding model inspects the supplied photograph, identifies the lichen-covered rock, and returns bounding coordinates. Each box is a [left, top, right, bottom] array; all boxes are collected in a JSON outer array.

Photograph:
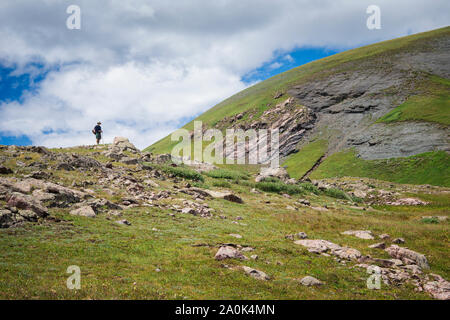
[[70, 205, 96, 218], [298, 276, 323, 286], [341, 230, 374, 240], [242, 266, 270, 281], [385, 245, 429, 269], [6, 192, 48, 217], [214, 246, 247, 260]]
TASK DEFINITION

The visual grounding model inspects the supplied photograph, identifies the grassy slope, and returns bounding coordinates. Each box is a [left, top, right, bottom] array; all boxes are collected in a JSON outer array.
[[377, 75, 450, 125], [283, 140, 328, 179], [146, 27, 450, 155], [1, 146, 449, 299], [0, 147, 449, 299], [310, 150, 450, 187]]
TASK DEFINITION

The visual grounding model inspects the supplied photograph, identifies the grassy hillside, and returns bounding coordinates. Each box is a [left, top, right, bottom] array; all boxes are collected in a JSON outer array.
[[283, 140, 328, 179], [1, 145, 449, 299], [377, 75, 450, 125], [310, 150, 450, 187], [146, 27, 450, 155]]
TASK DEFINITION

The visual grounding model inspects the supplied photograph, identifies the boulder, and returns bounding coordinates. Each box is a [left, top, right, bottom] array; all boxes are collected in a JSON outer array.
[[295, 239, 361, 260], [113, 137, 139, 151], [369, 242, 386, 249], [242, 266, 270, 281], [385, 245, 429, 269], [120, 157, 139, 165], [0, 166, 13, 174], [115, 219, 131, 226], [6, 192, 48, 217], [255, 166, 289, 182], [70, 206, 96, 218], [423, 274, 450, 300], [214, 246, 248, 260], [341, 230, 375, 240], [298, 276, 323, 287], [190, 188, 243, 204]]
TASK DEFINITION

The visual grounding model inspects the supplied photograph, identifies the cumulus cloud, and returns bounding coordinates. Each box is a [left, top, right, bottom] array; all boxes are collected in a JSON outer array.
[[0, 0, 449, 148]]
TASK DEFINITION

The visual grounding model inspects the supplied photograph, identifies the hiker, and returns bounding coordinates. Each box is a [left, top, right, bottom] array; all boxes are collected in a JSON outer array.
[[92, 121, 103, 145]]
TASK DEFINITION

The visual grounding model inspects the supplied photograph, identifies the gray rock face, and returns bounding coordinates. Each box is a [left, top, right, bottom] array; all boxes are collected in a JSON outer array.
[[283, 36, 450, 162]]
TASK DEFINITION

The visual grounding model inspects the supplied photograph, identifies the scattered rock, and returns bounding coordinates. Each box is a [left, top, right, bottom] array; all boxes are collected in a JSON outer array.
[[369, 242, 386, 249], [386, 198, 429, 206], [392, 238, 405, 244], [422, 274, 450, 300], [242, 266, 270, 280], [214, 246, 248, 261], [341, 230, 374, 240], [295, 239, 362, 260], [229, 234, 242, 239], [379, 234, 390, 240], [6, 192, 48, 217], [298, 276, 323, 287], [255, 166, 290, 182], [385, 245, 429, 269], [115, 219, 131, 226], [70, 205, 96, 218]]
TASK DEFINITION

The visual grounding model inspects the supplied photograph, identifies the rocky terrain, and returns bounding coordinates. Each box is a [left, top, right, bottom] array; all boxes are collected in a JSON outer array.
[[0, 138, 448, 299]]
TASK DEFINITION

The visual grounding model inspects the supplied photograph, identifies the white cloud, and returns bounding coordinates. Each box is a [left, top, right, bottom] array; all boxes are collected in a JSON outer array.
[[0, 0, 449, 148]]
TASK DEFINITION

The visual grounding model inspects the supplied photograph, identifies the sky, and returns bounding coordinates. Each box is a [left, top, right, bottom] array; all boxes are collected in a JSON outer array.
[[0, 0, 448, 149]]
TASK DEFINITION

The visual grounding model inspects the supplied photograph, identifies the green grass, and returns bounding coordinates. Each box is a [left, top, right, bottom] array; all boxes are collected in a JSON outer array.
[[255, 181, 305, 195], [377, 76, 450, 125], [283, 140, 328, 179], [146, 27, 450, 155], [205, 168, 249, 180], [311, 150, 450, 187], [146, 163, 205, 182]]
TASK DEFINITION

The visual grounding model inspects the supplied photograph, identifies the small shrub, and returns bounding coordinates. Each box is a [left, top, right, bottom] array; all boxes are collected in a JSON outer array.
[[298, 182, 320, 195], [212, 180, 231, 188], [324, 188, 352, 200], [256, 181, 304, 195], [421, 217, 439, 224]]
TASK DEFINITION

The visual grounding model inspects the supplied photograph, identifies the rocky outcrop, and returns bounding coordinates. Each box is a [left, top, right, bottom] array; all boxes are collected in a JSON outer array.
[[70, 205, 96, 218], [385, 245, 429, 269], [294, 239, 362, 260]]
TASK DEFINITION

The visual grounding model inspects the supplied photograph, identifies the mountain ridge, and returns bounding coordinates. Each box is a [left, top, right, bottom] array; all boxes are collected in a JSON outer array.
[[146, 27, 450, 187]]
